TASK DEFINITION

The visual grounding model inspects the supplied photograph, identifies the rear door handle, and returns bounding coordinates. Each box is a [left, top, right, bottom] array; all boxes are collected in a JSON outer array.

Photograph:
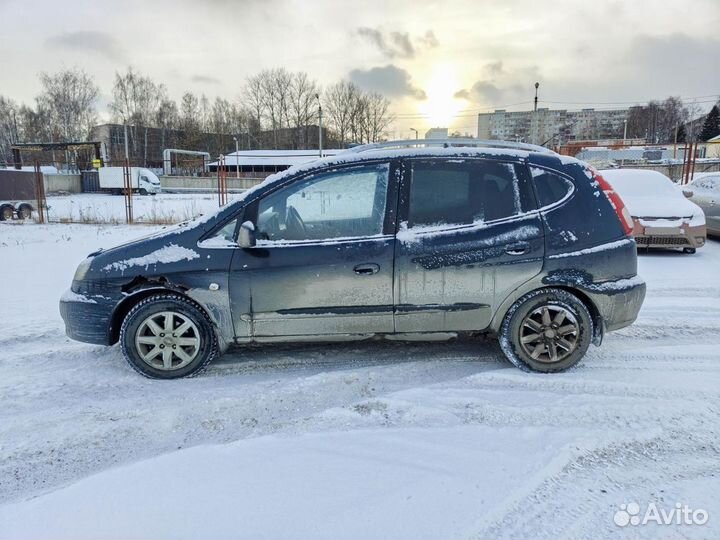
[[354, 263, 380, 275], [505, 241, 530, 255]]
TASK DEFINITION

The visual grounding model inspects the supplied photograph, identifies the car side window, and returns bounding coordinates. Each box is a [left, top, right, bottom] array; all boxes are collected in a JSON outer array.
[[407, 160, 526, 228], [530, 167, 574, 208], [256, 164, 389, 242], [198, 218, 239, 247]]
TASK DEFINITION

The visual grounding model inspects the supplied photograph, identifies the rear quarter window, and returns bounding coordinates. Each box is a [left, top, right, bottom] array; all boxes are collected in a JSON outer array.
[[530, 167, 574, 208]]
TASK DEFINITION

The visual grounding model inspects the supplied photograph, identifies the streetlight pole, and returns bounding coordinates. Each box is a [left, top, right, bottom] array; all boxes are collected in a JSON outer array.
[[534, 82, 539, 112], [316, 93, 323, 157], [233, 136, 239, 178], [410, 127, 418, 140]]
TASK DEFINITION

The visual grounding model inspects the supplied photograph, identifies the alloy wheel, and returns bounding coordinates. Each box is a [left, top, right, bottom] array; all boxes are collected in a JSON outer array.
[[519, 305, 579, 363], [134, 311, 201, 370]]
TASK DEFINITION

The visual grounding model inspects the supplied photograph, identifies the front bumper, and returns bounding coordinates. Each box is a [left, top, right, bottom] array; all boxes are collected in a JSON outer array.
[[633, 221, 706, 249], [59, 289, 115, 345]]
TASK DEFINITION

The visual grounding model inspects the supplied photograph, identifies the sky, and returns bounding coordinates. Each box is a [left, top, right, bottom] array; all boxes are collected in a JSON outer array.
[[1, 0, 719, 137]]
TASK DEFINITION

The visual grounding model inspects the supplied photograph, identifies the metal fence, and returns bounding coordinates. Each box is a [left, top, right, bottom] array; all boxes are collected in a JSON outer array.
[[557, 141, 720, 183], [2, 146, 249, 225]]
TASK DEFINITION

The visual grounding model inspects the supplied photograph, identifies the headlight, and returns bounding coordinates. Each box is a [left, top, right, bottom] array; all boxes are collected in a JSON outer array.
[[73, 257, 94, 281]]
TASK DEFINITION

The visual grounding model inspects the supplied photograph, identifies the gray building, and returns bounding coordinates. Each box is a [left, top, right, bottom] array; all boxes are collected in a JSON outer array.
[[478, 108, 628, 145], [425, 127, 449, 139]]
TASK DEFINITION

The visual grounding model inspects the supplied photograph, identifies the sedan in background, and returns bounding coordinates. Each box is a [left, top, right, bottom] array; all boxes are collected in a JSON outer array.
[[688, 172, 720, 236], [601, 169, 706, 254]]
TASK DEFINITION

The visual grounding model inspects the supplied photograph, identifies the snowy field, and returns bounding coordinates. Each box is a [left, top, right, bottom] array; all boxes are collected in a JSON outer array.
[[43, 192, 240, 224], [1, 222, 719, 540]]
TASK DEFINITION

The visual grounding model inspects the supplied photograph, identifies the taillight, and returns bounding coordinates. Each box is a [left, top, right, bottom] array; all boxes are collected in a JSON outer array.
[[589, 168, 634, 236]]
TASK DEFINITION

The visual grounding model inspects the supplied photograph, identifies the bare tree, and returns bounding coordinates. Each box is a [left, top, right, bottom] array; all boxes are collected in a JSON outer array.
[[325, 81, 361, 147], [37, 68, 99, 142], [0, 96, 21, 165], [179, 92, 202, 148], [289, 72, 319, 149], [110, 67, 167, 163], [359, 92, 393, 143], [626, 97, 689, 143]]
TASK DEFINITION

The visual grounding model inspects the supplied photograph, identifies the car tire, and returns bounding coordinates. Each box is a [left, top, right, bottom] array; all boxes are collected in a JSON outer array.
[[120, 293, 218, 379], [139, 188, 148, 196], [499, 288, 593, 373], [17, 204, 33, 220], [0, 205, 14, 221]]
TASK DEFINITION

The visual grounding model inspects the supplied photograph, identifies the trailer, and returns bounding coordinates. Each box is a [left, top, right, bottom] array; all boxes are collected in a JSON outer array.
[[98, 167, 162, 195], [0, 169, 36, 220]]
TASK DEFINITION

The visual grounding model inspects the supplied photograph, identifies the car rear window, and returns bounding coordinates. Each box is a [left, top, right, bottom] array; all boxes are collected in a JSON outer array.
[[408, 160, 527, 227], [530, 167, 574, 208]]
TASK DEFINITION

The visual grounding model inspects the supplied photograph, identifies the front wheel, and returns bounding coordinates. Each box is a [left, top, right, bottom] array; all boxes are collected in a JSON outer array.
[[499, 288, 593, 373], [120, 294, 218, 379]]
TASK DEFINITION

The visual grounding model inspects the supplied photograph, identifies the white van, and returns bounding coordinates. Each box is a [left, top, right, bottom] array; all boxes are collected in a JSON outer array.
[[98, 167, 162, 195]]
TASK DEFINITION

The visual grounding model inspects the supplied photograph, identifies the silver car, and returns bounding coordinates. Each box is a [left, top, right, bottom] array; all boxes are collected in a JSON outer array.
[[688, 173, 720, 236]]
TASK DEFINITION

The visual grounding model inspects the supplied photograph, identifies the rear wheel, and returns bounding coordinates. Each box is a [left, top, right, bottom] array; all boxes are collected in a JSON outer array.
[[17, 204, 33, 220], [120, 294, 218, 379], [0, 205, 14, 221], [499, 288, 593, 373]]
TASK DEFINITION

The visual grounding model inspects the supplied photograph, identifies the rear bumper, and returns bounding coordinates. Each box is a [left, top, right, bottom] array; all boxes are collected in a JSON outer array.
[[583, 277, 647, 333], [59, 291, 114, 345]]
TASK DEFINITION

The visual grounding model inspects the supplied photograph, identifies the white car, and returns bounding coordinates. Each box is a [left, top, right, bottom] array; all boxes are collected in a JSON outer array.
[[600, 169, 706, 253]]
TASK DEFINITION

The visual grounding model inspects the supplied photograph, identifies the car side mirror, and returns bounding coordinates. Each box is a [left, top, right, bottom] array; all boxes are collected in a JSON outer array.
[[682, 189, 693, 198], [238, 220, 256, 248]]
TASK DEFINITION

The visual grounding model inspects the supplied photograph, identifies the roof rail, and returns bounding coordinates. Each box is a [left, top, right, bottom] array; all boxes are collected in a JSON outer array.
[[342, 138, 556, 155]]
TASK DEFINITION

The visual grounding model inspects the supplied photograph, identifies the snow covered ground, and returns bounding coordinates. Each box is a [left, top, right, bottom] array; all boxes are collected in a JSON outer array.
[[1, 222, 719, 540], [43, 192, 240, 224]]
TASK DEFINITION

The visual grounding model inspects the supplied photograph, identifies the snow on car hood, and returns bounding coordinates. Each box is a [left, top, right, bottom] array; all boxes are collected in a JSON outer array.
[[600, 169, 705, 226]]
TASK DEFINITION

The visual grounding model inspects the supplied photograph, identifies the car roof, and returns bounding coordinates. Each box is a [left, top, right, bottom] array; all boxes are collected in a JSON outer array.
[[261, 141, 562, 188]]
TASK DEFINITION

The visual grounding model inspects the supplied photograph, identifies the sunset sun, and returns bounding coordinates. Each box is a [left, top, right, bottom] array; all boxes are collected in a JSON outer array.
[[418, 64, 464, 128]]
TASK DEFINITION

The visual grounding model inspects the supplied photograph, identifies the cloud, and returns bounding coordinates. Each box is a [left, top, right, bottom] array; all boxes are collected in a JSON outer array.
[[454, 63, 538, 107], [191, 75, 221, 85], [389, 32, 414, 58], [483, 61, 504, 77], [355, 27, 438, 59], [45, 31, 124, 62], [349, 65, 426, 100], [418, 30, 438, 49]]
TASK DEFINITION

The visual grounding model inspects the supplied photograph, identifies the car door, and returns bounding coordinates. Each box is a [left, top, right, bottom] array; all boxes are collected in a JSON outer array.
[[393, 158, 544, 333], [229, 161, 398, 338]]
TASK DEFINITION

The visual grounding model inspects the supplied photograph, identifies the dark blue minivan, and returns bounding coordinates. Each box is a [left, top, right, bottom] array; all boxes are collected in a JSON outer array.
[[60, 140, 646, 378]]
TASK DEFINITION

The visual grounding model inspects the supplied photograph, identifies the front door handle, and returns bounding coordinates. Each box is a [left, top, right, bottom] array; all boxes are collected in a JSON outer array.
[[354, 263, 380, 275], [505, 241, 530, 256]]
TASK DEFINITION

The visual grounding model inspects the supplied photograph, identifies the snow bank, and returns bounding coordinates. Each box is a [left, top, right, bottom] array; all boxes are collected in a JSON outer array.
[[0, 426, 589, 540]]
